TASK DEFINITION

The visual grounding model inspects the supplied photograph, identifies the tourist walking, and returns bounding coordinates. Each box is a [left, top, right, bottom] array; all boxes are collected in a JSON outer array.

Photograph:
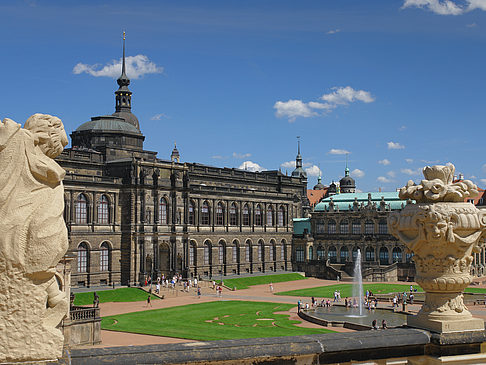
[[269, 282, 273, 293], [197, 287, 201, 298], [382, 319, 387, 329], [146, 295, 152, 307]]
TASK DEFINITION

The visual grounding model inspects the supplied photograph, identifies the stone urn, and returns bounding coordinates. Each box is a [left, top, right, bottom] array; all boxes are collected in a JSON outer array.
[[388, 164, 486, 333]]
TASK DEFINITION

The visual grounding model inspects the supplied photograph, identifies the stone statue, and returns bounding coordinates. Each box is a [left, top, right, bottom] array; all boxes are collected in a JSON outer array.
[[388, 163, 485, 333], [0, 114, 69, 362]]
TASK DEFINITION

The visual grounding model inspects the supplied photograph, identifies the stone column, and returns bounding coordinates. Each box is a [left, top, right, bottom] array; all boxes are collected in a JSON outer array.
[[388, 164, 485, 333]]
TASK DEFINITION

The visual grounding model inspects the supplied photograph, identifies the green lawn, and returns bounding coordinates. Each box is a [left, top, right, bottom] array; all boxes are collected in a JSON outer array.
[[275, 283, 423, 298], [73, 288, 159, 306], [101, 301, 333, 341], [464, 287, 486, 294], [220, 273, 306, 290]]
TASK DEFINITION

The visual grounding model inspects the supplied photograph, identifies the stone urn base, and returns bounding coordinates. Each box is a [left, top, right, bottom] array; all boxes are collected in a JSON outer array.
[[408, 314, 484, 334]]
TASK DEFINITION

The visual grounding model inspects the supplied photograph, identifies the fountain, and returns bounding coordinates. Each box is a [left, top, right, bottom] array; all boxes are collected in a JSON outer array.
[[352, 249, 364, 316]]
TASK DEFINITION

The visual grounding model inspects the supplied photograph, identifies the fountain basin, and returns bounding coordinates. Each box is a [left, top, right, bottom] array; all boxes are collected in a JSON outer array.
[[300, 305, 409, 331]]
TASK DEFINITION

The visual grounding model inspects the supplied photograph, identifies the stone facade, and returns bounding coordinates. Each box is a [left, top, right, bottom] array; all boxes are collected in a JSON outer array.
[[57, 43, 305, 288]]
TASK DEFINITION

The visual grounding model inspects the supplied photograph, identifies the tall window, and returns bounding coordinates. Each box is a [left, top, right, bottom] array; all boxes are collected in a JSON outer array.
[[270, 244, 275, 261], [255, 205, 262, 226], [316, 220, 325, 233], [229, 203, 237, 225], [159, 198, 168, 224], [317, 246, 325, 260], [75, 194, 88, 224], [77, 242, 89, 273], [296, 247, 305, 262], [100, 242, 110, 271], [328, 246, 337, 263], [392, 247, 402, 263], [365, 220, 374, 234], [201, 201, 210, 225], [243, 204, 250, 226], [352, 219, 361, 234], [266, 206, 274, 226], [278, 207, 285, 226], [259, 241, 264, 261], [233, 243, 238, 262], [379, 247, 389, 265], [188, 201, 195, 225], [308, 246, 313, 260], [340, 247, 349, 263], [204, 242, 211, 264], [340, 219, 349, 234], [328, 220, 336, 234], [98, 195, 109, 224], [281, 244, 285, 260], [246, 242, 251, 262], [189, 243, 196, 266], [366, 247, 375, 262], [378, 220, 387, 234], [219, 244, 224, 264], [216, 203, 224, 225]]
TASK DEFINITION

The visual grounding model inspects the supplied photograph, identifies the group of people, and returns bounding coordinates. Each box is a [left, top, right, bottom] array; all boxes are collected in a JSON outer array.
[[371, 319, 387, 330]]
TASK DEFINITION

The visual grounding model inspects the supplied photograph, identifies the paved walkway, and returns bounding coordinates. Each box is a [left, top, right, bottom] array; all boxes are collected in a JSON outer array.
[[77, 278, 486, 348]]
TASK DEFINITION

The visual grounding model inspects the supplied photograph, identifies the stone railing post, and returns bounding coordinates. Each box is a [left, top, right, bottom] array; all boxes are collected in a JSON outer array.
[[388, 163, 485, 333]]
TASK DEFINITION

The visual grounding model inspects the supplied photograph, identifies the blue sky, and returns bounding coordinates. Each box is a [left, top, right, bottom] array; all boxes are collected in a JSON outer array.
[[2, 0, 486, 192]]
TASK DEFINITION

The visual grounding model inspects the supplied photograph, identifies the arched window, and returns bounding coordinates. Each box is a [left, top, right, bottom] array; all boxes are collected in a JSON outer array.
[[255, 205, 262, 226], [246, 241, 252, 262], [243, 204, 250, 226], [352, 219, 361, 234], [328, 220, 336, 234], [365, 247, 375, 262], [204, 241, 211, 265], [266, 206, 274, 226], [77, 242, 89, 273], [100, 242, 110, 271], [229, 203, 238, 226], [406, 252, 413, 263], [392, 247, 402, 263], [259, 240, 265, 261], [308, 246, 313, 260], [278, 206, 285, 226], [189, 242, 196, 266], [352, 247, 360, 261], [201, 201, 210, 225], [270, 242, 276, 261], [328, 246, 337, 263], [281, 242, 286, 260], [379, 219, 388, 234], [98, 195, 109, 224], [340, 247, 349, 263], [340, 219, 349, 234], [159, 198, 168, 224], [75, 194, 88, 224], [317, 246, 325, 260], [365, 220, 374, 234], [188, 201, 195, 225], [216, 202, 224, 225], [379, 247, 389, 265]]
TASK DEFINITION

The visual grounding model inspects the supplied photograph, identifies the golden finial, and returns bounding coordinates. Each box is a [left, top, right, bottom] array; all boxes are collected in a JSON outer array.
[[123, 31, 126, 40]]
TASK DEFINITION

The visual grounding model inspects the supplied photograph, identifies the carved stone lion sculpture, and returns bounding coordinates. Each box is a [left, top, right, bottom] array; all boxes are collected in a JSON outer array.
[[0, 114, 69, 362]]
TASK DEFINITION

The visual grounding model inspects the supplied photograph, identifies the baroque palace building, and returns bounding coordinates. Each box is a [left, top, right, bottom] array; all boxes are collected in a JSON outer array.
[[57, 41, 307, 288]]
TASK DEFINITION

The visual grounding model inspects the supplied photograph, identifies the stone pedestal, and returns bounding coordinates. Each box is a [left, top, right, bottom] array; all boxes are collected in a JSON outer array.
[[388, 164, 486, 334]]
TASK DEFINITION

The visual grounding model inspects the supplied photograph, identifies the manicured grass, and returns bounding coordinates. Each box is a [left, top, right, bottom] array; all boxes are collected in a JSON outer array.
[[275, 283, 423, 298], [464, 287, 486, 294], [73, 288, 159, 306], [101, 301, 334, 341], [220, 273, 306, 290]]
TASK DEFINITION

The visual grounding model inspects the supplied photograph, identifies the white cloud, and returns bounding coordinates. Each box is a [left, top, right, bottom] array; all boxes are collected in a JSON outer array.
[[378, 158, 391, 166], [328, 148, 350, 155], [402, 0, 486, 15], [481, 163, 486, 172], [327, 29, 341, 34], [387, 141, 405, 150], [401, 168, 422, 176], [238, 161, 267, 172], [481, 178, 486, 186], [150, 113, 170, 120], [399, 125, 407, 131], [405, 158, 414, 164], [466, 22, 478, 27], [351, 169, 365, 178], [470, 175, 477, 179], [281, 161, 296, 169], [273, 100, 318, 122], [305, 165, 321, 176], [387, 171, 396, 178], [274, 86, 374, 121], [73, 55, 163, 79], [212, 155, 225, 159], [377, 176, 393, 183], [233, 152, 252, 159]]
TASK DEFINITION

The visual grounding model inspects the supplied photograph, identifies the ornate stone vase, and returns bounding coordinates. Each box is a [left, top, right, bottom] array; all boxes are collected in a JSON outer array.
[[388, 164, 486, 333]]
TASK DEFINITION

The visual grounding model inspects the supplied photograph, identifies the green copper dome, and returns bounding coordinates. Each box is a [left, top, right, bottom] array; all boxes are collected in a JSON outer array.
[[76, 115, 140, 134]]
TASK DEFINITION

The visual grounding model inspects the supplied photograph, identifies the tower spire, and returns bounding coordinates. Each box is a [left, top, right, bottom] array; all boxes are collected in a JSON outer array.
[[115, 31, 132, 113], [122, 31, 126, 76], [345, 153, 349, 176], [295, 136, 302, 169]]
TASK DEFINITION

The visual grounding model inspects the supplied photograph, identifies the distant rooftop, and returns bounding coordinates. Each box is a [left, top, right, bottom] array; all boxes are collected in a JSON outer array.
[[314, 191, 407, 212]]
